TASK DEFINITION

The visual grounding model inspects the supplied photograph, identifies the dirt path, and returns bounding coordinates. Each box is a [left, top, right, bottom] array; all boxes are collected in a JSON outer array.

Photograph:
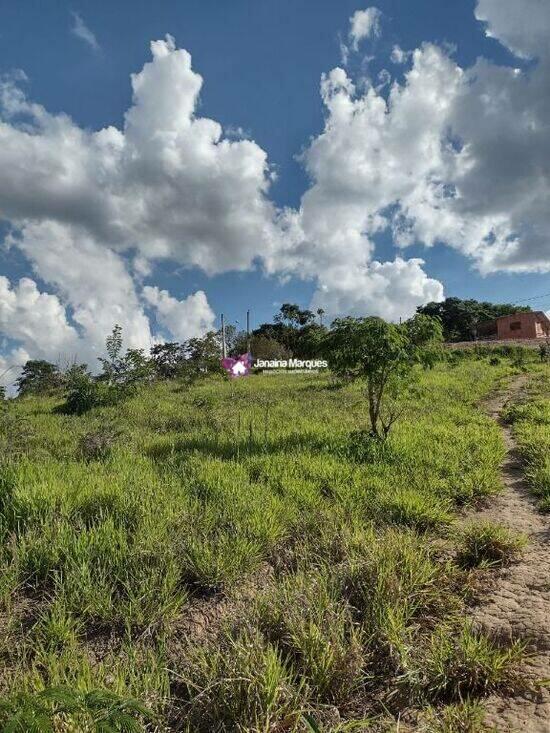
[[471, 375, 550, 732]]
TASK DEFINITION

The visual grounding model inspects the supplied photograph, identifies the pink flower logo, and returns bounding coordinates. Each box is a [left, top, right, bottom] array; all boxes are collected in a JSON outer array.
[[221, 353, 252, 378]]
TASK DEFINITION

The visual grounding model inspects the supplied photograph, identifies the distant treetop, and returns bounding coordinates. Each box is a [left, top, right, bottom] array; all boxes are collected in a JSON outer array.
[[417, 297, 531, 342]]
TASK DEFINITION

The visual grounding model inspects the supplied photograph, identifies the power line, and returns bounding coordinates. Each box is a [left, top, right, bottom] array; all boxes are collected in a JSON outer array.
[[515, 291, 550, 303]]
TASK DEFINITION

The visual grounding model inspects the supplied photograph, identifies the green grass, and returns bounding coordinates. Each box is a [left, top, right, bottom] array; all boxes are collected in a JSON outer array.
[[0, 359, 538, 729], [417, 700, 487, 732], [456, 521, 527, 569], [415, 622, 526, 703], [505, 367, 550, 511]]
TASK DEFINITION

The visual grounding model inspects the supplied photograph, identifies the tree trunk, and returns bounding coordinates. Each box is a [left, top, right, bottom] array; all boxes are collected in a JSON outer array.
[[367, 379, 379, 437]]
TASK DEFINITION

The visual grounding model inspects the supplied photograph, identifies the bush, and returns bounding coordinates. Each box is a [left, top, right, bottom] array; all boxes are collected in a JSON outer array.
[[63, 326, 153, 414], [345, 429, 396, 464], [511, 347, 528, 369], [64, 366, 101, 415], [16, 360, 63, 396], [78, 427, 120, 461]]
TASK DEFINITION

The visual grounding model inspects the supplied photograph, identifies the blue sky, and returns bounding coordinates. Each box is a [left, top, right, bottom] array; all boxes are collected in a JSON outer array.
[[0, 0, 549, 370]]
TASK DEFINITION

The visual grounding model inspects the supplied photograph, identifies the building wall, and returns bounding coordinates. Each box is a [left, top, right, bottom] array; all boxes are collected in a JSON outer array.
[[535, 319, 548, 337], [447, 338, 544, 349], [496, 313, 546, 340]]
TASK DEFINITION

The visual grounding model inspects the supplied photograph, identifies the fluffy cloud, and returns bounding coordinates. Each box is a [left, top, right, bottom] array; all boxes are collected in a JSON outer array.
[[475, 0, 550, 59], [0, 36, 281, 275], [309, 258, 443, 322], [0, 276, 78, 359], [393, 0, 550, 274], [0, 36, 270, 369], [349, 7, 382, 50], [143, 286, 215, 342], [263, 49, 454, 318], [292, 0, 550, 297], [10, 222, 153, 354], [0, 30, 442, 370]]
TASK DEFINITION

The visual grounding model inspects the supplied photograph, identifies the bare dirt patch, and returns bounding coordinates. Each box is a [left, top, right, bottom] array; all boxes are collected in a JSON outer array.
[[469, 375, 550, 732]]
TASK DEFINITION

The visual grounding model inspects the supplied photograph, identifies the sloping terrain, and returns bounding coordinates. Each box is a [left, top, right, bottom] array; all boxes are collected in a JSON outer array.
[[0, 359, 548, 730]]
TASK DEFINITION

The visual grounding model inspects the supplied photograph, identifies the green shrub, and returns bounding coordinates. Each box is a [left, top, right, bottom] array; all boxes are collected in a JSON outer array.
[[345, 429, 396, 464], [64, 366, 101, 414]]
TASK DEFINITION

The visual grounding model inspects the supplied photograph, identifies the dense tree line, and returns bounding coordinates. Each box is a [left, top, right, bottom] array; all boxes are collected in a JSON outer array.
[[9, 296, 529, 419], [417, 297, 530, 342]]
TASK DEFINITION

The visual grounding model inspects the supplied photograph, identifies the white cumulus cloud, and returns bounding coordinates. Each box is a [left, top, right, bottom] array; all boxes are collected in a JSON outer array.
[[3, 2, 550, 371], [0, 276, 78, 360], [143, 286, 215, 342]]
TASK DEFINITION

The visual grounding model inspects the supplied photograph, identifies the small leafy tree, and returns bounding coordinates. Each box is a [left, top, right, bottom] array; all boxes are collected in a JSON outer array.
[[150, 342, 186, 378], [184, 331, 224, 373], [64, 364, 100, 415], [405, 313, 444, 369], [98, 324, 124, 386], [324, 315, 442, 439], [16, 360, 63, 396], [64, 327, 153, 415], [98, 325, 153, 392], [275, 303, 316, 327], [248, 334, 290, 360], [254, 304, 326, 357]]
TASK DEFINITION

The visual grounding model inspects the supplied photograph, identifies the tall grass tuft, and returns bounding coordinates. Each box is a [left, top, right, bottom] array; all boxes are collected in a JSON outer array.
[[257, 570, 366, 705], [456, 521, 526, 569], [172, 628, 302, 732]]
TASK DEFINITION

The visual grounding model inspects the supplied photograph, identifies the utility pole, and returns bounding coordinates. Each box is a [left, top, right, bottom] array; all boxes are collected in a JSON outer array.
[[221, 313, 226, 359], [246, 309, 251, 354]]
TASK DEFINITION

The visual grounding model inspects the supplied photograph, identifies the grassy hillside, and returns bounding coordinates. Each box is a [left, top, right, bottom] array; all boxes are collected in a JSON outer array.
[[0, 359, 539, 731]]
